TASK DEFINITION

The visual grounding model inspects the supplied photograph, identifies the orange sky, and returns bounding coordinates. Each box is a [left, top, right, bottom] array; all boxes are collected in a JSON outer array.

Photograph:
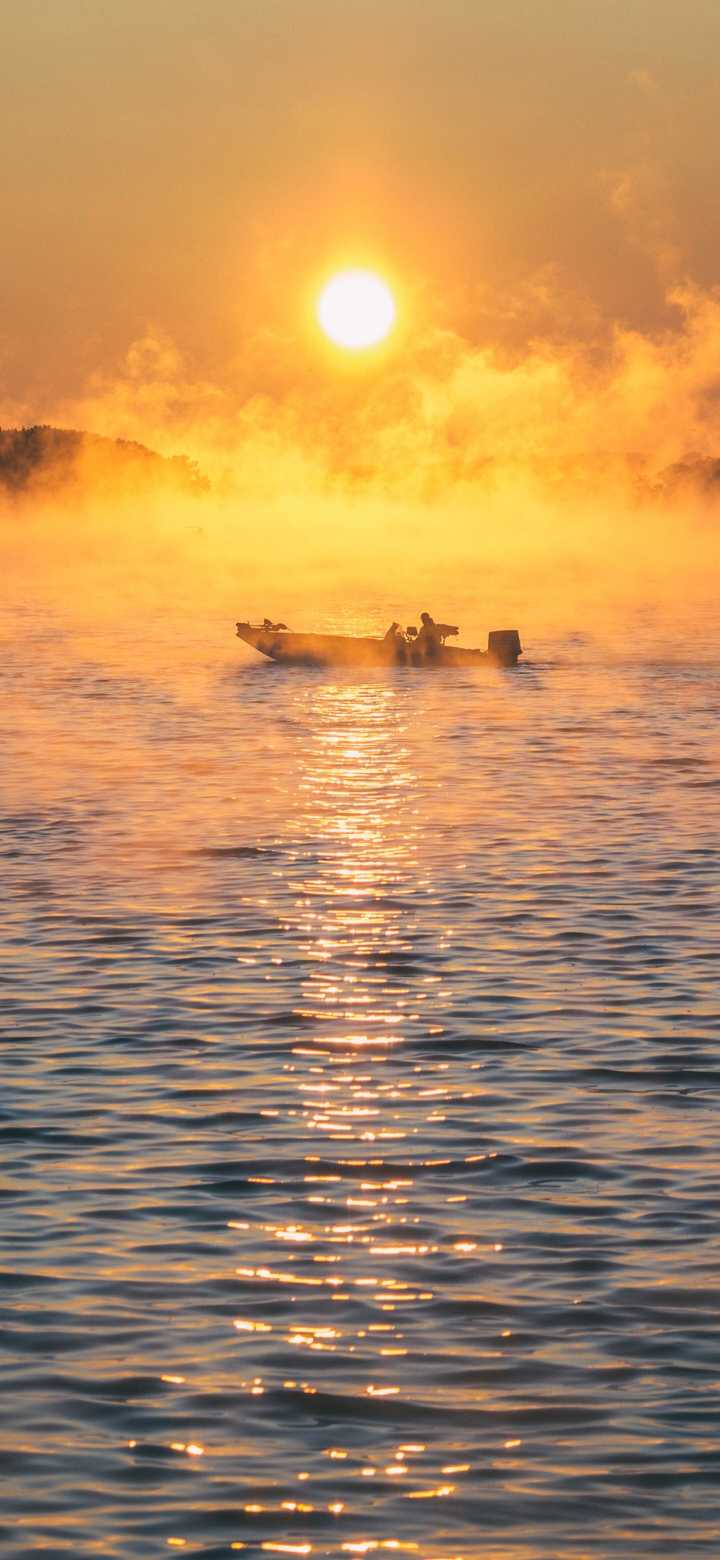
[[2, 0, 720, 423]]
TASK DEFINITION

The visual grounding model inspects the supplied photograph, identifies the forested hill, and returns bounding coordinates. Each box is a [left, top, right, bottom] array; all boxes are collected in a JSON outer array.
[[0, 426, 209, 499]]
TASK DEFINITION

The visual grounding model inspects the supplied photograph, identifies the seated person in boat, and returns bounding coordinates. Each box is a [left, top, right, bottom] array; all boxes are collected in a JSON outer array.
[[383, 621, 403, 644], [383, 621, 409, 660]]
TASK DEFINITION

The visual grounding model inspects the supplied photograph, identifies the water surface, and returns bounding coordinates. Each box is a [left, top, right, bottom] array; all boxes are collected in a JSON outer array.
[[2, 604, 719, 1558]]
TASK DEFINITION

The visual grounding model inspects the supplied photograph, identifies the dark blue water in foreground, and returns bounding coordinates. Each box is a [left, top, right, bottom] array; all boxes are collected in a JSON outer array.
[[1, 605, 719, 1558]]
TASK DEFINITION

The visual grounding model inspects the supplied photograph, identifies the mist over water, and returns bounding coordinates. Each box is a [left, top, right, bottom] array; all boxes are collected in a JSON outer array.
[[2, 581, 719, 1558]]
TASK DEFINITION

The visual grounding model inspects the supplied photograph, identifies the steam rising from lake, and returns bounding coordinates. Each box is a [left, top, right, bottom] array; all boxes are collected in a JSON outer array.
[[3, 282, 719, 642]]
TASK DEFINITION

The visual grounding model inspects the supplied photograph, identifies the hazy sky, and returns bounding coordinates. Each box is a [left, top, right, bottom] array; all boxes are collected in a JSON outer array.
[[2, 0, 720, 418]]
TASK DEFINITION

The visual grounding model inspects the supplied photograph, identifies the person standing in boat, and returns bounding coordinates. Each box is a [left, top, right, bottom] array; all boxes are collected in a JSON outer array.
[[415, 611, 441, 657]]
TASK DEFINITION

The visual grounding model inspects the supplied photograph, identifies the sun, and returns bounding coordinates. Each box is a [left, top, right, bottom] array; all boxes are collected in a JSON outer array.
[[317, 269, 396, 350]]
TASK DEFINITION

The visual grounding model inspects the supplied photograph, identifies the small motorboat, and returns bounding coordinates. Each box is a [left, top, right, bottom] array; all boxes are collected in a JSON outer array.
[[235, 619, 522, 668]]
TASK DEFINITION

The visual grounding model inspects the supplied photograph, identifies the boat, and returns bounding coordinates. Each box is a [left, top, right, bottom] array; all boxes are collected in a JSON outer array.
[[235, 620, 522, 668]]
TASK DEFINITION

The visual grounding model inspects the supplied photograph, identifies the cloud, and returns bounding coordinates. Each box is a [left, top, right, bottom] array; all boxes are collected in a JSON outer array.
[[602, 159, 683, 285], [51, 331, 227, 450], [626, 66, 660, 97]]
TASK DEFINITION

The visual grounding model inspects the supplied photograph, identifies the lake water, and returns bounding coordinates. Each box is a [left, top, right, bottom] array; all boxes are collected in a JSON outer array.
[[2, 599, 719, 1559]]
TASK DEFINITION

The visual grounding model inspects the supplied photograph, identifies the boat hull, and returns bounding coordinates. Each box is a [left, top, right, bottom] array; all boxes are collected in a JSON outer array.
[[235, 624, 522, 668]]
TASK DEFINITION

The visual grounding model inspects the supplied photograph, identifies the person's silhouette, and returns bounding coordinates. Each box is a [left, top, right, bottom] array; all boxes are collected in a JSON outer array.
[[415, 612, 440, 655]]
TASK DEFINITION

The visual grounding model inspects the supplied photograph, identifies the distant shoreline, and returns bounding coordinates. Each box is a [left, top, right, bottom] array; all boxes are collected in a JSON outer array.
[[0, 425, 209, 500]]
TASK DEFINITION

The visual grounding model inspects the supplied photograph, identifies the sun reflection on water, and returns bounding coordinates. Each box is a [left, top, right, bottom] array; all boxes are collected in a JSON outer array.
[[213, 676, 490, 1536]]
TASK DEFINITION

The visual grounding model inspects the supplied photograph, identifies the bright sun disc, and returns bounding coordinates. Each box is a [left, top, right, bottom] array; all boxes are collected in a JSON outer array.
[[317, 270, 396, 350]]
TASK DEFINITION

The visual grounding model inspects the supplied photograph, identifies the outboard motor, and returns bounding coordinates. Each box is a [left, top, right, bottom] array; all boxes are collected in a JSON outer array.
[[487, 629, 522, 666]]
